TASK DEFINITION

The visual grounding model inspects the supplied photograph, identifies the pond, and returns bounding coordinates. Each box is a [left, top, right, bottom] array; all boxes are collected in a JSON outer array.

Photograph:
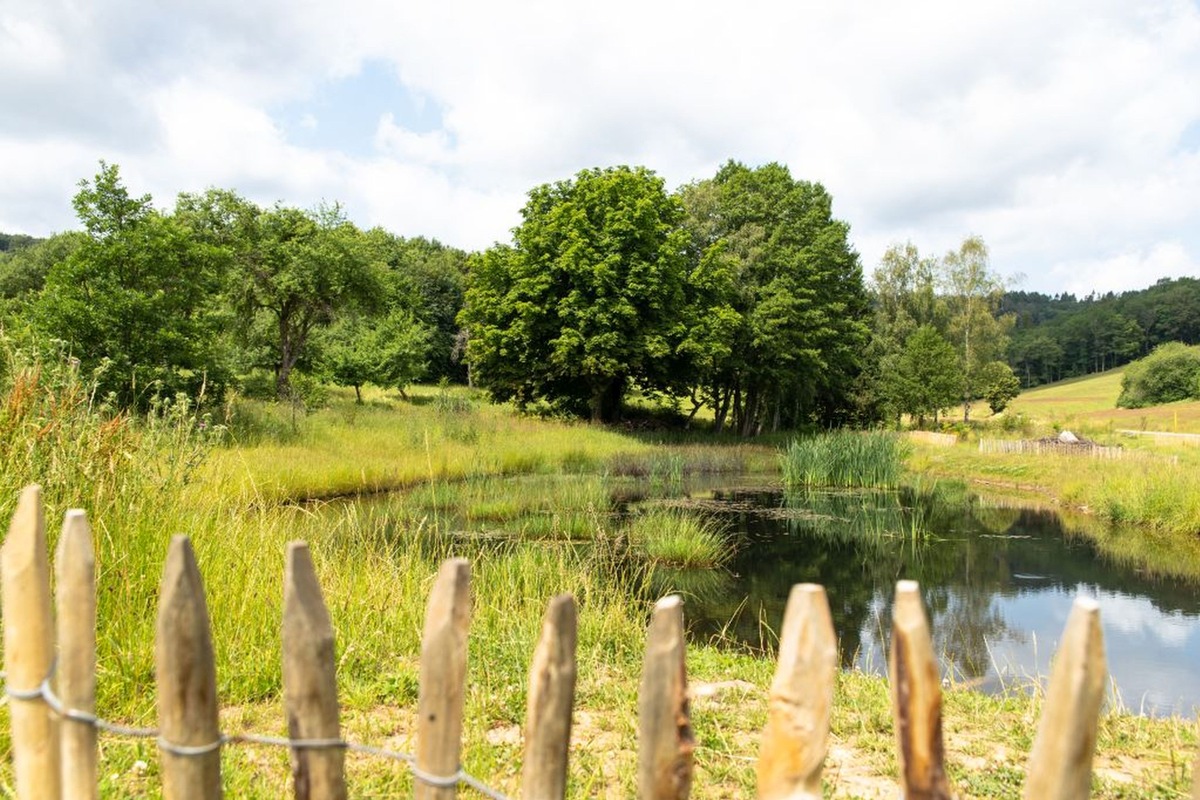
[[653, 484, 1200, 717], [330, 471, 1200, 718]]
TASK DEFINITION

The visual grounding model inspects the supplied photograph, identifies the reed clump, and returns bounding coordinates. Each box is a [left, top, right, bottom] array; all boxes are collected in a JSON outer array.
[[624, 509, 732, 568], [782, 430, 909, 490]]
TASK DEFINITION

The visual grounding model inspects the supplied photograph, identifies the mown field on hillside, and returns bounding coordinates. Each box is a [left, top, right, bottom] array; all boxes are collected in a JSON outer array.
[[990, 369, 1200, 435]]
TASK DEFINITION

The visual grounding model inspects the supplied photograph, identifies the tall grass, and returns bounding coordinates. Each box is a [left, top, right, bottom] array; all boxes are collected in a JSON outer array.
[[2, 357, 1195, 796], [0, 353, 653, 777], [209, 385, 658, 503], [624, 509, 732, 568], [781, 430, 909, 490]]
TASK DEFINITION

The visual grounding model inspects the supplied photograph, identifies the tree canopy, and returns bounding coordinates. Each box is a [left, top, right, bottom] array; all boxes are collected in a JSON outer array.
[[177, 190, 386, 399], [461, 166, 689, 422], [1117, 342, 1200, 408], [33, 163, 228, 405], [12, 165, 442, 408], [459, 161, 871, 429], [676, 161, 870, 433]]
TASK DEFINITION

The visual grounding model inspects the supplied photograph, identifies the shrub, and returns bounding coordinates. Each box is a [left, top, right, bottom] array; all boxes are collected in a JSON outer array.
[[1116, 342, 1200, 408]]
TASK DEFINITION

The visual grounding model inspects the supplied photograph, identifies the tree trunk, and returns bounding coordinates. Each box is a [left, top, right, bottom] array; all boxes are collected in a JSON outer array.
[[713, 386, 731, 434], [731, 385, 742, 435], [685, 390, 702, 428], [354, 384, 362, 404], [740, 386, 760, 437], [589, 378, 624, 423], [277, 315, 298, 400], [277, 360, 294, 400]]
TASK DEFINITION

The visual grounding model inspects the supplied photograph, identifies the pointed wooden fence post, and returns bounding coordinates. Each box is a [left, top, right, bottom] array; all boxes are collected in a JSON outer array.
[[890, 580, 954, 800], [521, 594, 577, 800], [416, 558, 472, 800], [283, 542, 347, 800], [1022, 597, 1106, 800], [1, 485, 61, 800], [57, 510, 97, 800], [156, 536, 222, 800], [637, 595, 694, 800], [757, 584, 837, 800]]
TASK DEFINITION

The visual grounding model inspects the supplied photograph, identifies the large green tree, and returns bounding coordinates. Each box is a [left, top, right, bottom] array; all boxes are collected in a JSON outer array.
[[34, 163, 228, 405], [461, 166, 689, 422], [895, 325, 962, 426], [677, 161, 870, 433], [177, 190, 383, 399], [1117, 342, 1200, 408]]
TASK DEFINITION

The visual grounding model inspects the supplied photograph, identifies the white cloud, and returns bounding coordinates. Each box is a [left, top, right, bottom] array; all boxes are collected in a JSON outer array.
[[374, 115, 455, 166], [1048, 243, 1199, 297], [1092, 589, 1195, 648], [1, 0, 1198, 291]]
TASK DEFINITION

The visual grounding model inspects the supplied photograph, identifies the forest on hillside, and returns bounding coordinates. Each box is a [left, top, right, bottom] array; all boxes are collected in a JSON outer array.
[[1004, 279, 1200, 386], [1, 160, 1193, 432]]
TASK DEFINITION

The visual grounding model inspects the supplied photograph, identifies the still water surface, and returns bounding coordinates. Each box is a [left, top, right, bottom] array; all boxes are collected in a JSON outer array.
[[666, 486, 1200, 717]]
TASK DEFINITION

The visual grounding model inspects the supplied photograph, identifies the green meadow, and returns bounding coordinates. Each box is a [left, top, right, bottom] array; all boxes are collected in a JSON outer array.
[[0, 362, 1195, 797]]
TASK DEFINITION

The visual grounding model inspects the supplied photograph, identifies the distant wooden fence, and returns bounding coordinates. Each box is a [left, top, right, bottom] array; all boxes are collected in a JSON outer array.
[[0, 483, 1184, 799], [978, 438, 1127, 460]]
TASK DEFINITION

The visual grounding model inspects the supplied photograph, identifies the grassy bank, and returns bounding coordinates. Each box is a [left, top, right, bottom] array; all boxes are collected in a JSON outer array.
[[909, 433, 1200, 537], [919, 370, 1200, 536], [209, 384, 776, 503], [0, 365, 1195, 796], [976, 366, 1200, 435]]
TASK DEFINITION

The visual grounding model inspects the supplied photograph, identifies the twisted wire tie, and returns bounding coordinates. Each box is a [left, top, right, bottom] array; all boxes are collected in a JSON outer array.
[[5, 671, 510, 800]]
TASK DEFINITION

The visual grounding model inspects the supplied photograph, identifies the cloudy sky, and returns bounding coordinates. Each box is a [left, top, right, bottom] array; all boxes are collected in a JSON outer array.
[[2, 0, 1198, 295]]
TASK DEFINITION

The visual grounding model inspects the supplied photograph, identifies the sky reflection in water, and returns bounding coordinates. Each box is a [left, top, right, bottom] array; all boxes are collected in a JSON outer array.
[[675, 487, 1200, 717]]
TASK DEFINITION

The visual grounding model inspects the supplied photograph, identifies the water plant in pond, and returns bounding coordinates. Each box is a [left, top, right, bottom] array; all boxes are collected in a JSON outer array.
[[624, 509, 732, 568], [781, 430, 909, 490], [781, 488, 932, 543]]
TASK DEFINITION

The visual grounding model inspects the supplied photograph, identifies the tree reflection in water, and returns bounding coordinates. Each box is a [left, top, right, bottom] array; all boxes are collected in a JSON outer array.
[[657, 484, 1200, 710]]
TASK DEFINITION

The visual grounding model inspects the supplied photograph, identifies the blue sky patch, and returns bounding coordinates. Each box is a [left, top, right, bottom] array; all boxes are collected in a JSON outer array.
[[273, 60, 444, 157]]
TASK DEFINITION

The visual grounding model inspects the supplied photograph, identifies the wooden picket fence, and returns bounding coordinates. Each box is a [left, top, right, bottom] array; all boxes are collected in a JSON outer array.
[[0, 483, 1186, 799]]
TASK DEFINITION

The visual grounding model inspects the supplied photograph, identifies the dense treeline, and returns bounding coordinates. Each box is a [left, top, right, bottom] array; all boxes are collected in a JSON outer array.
[[0, 163, 468, 407], [6, 160, 1193, 432], [2, 160, 873, 431], [0, 232, 41, 252], [1004, 278, 1200, 387]]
